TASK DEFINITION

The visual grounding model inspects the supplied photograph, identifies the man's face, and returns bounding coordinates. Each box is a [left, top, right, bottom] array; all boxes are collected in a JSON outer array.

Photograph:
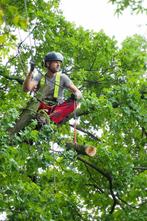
[[46, 60, 61, 73]]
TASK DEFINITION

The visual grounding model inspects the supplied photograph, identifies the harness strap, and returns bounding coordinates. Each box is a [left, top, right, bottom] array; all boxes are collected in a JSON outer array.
[[40, 76, 45, 87], [40, 72, 61, 99], [54, 72, 61, 98], [74, 120, 77, 144]]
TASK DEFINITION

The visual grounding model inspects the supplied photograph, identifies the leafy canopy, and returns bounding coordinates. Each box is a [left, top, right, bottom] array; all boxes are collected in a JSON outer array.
[[0, 0, 147, 220]]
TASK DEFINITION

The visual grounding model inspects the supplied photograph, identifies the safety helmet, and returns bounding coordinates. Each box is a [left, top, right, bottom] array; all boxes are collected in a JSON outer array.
[[44, 52, 64, 64]]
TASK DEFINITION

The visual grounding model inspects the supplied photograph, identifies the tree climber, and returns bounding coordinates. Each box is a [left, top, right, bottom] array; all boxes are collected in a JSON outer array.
[[23, 52, 82, 124]]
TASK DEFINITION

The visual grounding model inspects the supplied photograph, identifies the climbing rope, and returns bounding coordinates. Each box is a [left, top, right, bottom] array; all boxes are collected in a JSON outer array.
[[52, 142, 57, 193], [17, 28, 26, 73], [73, 100, 78, 145], [45, 129, 58, 204], [23, 0, 37, 69], [24, 0, 33, 56]]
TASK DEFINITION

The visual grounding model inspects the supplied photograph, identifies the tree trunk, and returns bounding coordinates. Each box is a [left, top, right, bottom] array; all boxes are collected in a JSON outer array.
[[8, 85, 50, 136], [66, 142, 96, 157]]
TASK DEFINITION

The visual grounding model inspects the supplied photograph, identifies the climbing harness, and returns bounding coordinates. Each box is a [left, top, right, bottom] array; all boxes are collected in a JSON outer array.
[[39, 72, 61, 99], [52, 142, 57, 193], [54, 72, 61, 98]]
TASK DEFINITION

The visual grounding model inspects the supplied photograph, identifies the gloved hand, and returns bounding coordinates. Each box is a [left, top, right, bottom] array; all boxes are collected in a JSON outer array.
[[30, 61, 35, 72], [74, 90, 83, 100]]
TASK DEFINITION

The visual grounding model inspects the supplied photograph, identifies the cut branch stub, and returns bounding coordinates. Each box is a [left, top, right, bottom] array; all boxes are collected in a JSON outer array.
[[66, 142, 96, 157]]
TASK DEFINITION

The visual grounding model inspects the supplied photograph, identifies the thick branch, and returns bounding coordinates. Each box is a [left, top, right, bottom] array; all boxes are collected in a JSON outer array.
[[8, 85, 51, 136], [77, 156, 118, 214], [109, 179, 118, 214], [116, 194, 138, 209], [66, 142, 96, 157], [85, 164, 104, 193], [77, 155, 112, 181]]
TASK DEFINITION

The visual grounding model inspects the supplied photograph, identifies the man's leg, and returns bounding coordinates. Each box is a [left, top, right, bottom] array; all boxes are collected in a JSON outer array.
[[38, 99, 77, 124], [50, 99, 77, 124], [37, 102, 55, 125]]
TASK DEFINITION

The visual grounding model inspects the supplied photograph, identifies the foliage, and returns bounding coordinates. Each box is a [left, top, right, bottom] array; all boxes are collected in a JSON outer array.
[[109, 0, 147, 14], [0, 0, 147, 220]]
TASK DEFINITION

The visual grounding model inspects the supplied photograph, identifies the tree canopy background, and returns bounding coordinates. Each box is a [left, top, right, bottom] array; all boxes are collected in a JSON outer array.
[[0, 0, 147, 220]]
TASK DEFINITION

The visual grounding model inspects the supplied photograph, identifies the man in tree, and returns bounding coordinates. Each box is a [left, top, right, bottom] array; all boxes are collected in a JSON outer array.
[[23, 51, 82, 124]]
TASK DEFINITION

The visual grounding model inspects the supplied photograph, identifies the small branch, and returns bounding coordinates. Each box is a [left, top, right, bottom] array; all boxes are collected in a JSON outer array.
[[134, 166, 147, 171], [141, 127, 147, 137], [63, 63, 116, 74], [0, 73, 24, 84], [85, 183, 104, 194], [117, 193, 147, 210], [5, 25, 37, 67], [69, 124, 101, 141], [89, 53, 98, 71], [116, 194, 138, 209]]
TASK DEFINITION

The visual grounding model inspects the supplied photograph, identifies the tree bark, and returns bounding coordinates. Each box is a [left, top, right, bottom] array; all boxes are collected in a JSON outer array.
[[8, 85, 51, 136], [66, 142, 96, 157]]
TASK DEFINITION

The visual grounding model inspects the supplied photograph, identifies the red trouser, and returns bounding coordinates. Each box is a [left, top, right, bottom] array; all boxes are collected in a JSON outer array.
[[38, 99, 77, 124]]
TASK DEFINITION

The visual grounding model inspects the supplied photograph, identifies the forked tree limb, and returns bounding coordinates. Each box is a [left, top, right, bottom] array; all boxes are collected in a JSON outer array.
[[77, 155, 119, 214]]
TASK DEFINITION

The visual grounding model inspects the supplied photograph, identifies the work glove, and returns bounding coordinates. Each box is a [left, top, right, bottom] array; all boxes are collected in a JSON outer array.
[[74, 91, 83, 100], [30, 61, 42, 82], [30, 61, 35, 72]]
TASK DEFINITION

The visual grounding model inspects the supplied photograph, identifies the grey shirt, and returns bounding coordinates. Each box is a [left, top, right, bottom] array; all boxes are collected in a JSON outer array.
[[44, 73, 72, 103]]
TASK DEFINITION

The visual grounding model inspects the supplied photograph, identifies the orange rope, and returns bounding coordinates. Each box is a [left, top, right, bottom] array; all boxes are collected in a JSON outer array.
[[74, 119, 77, 144], [73, 100, 77, 145]]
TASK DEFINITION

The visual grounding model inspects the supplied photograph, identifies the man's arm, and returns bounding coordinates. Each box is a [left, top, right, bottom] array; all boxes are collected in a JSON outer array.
[[62, 74, 82, 100], [68, 83, 83, 100], [23, 71, 39, 92]]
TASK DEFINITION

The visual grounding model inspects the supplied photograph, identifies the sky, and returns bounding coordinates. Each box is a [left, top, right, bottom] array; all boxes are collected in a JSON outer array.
[[60, 0, 147, 44]]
